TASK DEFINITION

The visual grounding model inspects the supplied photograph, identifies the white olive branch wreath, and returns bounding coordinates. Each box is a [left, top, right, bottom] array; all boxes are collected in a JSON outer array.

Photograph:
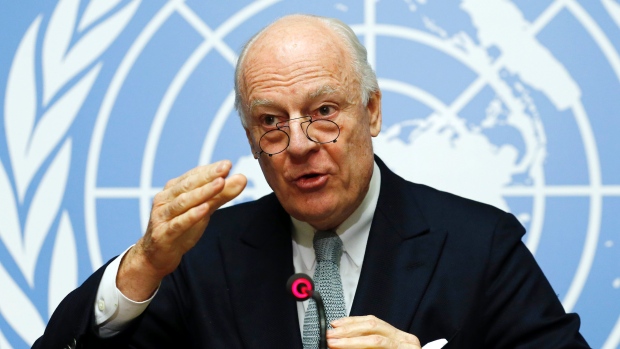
[[0, 0, 140, 345]]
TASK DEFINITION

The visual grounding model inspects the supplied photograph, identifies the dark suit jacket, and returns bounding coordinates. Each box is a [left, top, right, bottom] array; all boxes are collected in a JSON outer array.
[[34, 157, 589, 348]]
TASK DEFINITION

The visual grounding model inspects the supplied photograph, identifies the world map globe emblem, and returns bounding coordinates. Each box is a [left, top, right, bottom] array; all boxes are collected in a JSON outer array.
[[81, 1, 620, 347]]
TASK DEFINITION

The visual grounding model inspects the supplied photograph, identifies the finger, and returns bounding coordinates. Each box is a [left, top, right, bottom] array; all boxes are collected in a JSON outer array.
[[134, 200, 212, 279], [329, 316, 420, 345], [158, 174, 246, 237], [330, 324, 420, 346], [164, 160, 230, 189], [328, 336, 421, 349], [163, 164, 207, 190], [165, 160, 232, 198], [167, 173, 239, 227], [164, 177, 225, 219], [394, 330, 420, 345], [330, 315, 396, 331], [327, 334, 391, 348], [329, 315, 389, 337], [331, 315, 376, 327], [206, 173, 247, 212], [171, 160, 231, 198], [159, 200, 211, 242]]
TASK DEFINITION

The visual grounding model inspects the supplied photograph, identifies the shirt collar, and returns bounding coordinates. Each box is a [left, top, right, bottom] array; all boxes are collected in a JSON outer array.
[[292, 161, 381, 270]]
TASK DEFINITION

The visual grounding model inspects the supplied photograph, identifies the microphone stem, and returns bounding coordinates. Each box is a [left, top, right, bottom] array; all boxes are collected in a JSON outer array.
[[312, 291, 328, 349]]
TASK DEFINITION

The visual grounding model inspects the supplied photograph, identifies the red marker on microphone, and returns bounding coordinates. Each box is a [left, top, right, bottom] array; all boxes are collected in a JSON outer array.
[[288, 274, 314, 300]]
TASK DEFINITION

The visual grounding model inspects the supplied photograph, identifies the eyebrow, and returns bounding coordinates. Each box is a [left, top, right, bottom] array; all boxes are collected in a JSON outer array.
[[249, 99, 276, 113], [248, 85, 340, 113]]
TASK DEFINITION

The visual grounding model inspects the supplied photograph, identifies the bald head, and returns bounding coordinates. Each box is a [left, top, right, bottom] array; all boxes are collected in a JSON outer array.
[[234, 14, 378, 126]]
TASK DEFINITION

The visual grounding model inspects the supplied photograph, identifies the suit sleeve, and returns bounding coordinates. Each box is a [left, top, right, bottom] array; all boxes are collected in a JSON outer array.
[[31, 259, 109, 349], [32, 256, 191, 349], [482, 212, 590, 348]]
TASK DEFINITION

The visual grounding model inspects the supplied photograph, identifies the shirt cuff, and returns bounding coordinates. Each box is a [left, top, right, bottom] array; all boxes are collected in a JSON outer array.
[[94, 245, 159, 337]]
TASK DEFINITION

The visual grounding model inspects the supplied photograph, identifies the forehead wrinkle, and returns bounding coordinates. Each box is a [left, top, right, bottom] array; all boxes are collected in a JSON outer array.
[[245, 64, 343, 96], [246, 64, 335, 89], [245, 73, 341, 113]]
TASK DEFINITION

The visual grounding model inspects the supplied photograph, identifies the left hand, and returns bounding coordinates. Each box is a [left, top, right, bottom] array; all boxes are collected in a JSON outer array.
[[326, 315, 421, 348]]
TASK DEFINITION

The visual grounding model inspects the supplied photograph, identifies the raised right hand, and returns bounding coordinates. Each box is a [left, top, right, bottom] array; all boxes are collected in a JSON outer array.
[[117, 160, 247, 301]]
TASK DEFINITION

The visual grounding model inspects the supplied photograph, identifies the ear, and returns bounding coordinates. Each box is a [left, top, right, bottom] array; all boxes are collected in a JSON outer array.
[[366, 90, 382, 137]]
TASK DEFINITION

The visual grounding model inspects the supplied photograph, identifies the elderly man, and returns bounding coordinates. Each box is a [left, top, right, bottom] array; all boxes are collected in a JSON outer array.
[[35, 14, 588, 348]]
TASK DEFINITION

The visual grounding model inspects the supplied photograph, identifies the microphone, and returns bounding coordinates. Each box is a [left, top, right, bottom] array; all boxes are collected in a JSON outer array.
[[286, 273, 328, 349]]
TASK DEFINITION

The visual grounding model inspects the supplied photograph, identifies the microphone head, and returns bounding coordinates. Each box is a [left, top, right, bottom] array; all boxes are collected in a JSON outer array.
[[286, 273, 314, 301]]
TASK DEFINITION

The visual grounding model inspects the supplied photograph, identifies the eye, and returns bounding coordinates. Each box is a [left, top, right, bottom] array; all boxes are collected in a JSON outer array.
[[262, 115, 277, 127], [317, 105, 336, 117]]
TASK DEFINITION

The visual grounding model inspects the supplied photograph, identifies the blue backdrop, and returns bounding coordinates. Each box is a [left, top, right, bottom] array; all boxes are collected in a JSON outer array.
[[1, 0, 620, 347]]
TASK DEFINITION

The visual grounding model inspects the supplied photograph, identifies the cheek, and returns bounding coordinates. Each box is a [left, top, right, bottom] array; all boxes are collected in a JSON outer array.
[[342, 123, 370, 153], [258, 159, 276, 182], [259, 157, 287, 186]]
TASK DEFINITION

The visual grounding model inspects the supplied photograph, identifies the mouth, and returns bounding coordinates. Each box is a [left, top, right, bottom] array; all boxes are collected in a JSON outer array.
[[292, 172, 328, 191]]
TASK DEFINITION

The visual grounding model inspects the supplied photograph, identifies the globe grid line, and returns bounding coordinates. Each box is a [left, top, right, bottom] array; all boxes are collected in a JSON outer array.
[[139, 39, 215, 231], [86, 0, 180, 270], [363, 0, 377, 68], [527, 1, 616, 321], [565, 98, 602, 314], [566, 0, 620, 83], [519, 2, 620, 345], [502, 185, 620, 195], [533, 0, 620, 89], [198, 91, 236, 167], [530, 0, 566, 35], [175, 1, 237, 64], [604, 315, 620, 349]]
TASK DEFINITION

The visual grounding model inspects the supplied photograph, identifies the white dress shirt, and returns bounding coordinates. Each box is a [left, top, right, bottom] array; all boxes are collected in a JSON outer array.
[[95, 162, 381, 337]]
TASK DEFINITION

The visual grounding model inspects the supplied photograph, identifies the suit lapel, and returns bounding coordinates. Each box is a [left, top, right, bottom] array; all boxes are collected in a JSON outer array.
[[350, 158, 447, 331], [219, 195, 302, 349]]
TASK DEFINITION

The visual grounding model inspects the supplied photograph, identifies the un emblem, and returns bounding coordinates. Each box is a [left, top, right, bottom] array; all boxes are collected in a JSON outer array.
[[1, 1, 620, 348]]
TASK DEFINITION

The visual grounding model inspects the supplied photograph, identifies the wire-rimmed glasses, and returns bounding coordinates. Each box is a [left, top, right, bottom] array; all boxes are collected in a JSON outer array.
[[253, 115, 340, 158]]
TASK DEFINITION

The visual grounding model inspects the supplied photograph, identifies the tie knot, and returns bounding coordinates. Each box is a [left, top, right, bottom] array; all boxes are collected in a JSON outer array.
[[313, 230, 342, 263]]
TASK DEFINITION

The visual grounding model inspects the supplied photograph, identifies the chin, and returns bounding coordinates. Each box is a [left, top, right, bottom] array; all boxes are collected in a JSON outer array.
[[290, 205, 331, 222], [275, 186, 343, 223], [289, 201, 343, 229]]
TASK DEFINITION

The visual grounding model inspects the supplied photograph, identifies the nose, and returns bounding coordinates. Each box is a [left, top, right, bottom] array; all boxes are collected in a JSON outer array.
[[286, 117, 319, 157]]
